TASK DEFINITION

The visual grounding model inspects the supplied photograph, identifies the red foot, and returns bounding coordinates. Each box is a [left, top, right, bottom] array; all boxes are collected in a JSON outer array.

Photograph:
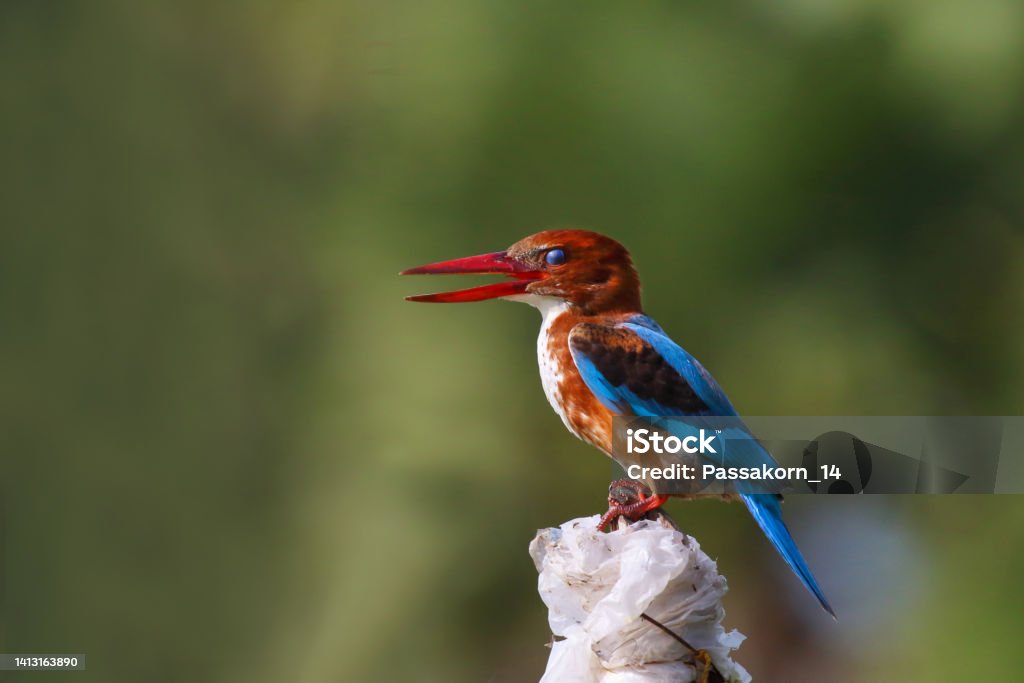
[[598, 479, 670, 531]]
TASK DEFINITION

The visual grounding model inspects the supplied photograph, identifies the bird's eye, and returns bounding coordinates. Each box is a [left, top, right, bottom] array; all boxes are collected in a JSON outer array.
[[545, 248, 566, 266]]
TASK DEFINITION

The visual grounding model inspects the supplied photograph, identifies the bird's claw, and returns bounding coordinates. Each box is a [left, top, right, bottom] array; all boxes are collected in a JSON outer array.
[[598, 479, 670, 531]]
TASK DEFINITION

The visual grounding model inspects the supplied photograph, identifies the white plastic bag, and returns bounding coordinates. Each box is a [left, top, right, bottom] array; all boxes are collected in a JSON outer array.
[[530, 515, 750, 683]]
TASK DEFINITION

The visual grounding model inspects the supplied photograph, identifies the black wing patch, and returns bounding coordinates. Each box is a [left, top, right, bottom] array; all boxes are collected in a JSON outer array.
[[568, 323, 711, 415]]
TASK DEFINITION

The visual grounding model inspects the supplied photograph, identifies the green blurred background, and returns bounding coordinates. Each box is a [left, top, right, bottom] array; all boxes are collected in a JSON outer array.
[[2, 1, 1024, 681]]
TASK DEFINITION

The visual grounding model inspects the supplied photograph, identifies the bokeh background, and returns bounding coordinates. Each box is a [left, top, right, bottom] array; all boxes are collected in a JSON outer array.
[[3, 1, 1024, 681]]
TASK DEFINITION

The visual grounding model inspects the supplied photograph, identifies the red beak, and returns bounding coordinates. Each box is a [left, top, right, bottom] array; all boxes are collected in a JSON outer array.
[[400, 250, 545, 303]]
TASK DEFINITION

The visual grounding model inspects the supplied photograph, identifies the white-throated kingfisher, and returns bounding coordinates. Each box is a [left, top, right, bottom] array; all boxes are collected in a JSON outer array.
[[402, 229, 834, 616]]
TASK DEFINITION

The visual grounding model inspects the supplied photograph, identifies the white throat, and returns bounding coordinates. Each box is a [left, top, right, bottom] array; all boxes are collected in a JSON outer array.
[[505, 293, 576, 434], [505, 293, 570, 325]]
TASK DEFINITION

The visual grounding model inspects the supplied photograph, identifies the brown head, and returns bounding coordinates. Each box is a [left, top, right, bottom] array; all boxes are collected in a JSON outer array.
[[401, 229, 642, 315]]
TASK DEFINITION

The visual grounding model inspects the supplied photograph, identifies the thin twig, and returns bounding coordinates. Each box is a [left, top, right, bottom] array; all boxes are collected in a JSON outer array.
[[640, 613, 725, 683]]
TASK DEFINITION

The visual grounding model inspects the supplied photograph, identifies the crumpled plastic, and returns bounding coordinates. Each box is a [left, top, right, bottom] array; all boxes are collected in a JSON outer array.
[[530, 515, 751, 683]]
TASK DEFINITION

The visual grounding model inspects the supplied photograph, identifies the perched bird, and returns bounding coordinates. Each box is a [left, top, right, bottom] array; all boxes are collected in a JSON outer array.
[[402, 229, 834, 616]]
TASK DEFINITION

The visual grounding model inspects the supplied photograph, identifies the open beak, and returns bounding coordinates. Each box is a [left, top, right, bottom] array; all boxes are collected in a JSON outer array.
[[400, 250, 546, 303]]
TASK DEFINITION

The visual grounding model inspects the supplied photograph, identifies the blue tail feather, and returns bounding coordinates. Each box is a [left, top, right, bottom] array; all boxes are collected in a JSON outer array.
[[742, 494, 836, 618]]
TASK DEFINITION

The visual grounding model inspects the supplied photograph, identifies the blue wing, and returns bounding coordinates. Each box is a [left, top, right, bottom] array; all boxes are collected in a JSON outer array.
[[568, 316, 835, 617]]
